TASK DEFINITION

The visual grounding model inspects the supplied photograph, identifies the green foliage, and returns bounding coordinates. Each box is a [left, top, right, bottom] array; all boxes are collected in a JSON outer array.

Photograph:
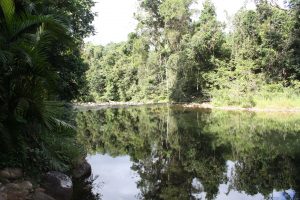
[[204, 0, 300, 107], [84, 0, 300, 107], [30, 0, 95, 101], [84, 0, 226, 103], [159, 0, 193, 22], [0, 0, 89, 173], [84, 43, 140, 102]]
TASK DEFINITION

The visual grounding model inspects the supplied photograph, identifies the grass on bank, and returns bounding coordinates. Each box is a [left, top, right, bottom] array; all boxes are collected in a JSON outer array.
[[210, 81, 300, 109]]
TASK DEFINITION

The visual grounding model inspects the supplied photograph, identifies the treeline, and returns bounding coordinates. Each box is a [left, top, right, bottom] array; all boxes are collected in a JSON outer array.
[[84, 0, 300, 107], [0, 0, 94, 171]]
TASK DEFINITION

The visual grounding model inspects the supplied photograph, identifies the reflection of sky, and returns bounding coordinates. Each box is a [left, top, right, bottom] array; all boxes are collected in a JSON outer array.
[[269, 189, 296, 200], [87, 154, 140, 200], [87, 155, 296, 200]]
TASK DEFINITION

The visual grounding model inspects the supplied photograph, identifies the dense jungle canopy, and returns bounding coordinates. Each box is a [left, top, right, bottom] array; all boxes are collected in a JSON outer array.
[[84, 0, 300, 108]]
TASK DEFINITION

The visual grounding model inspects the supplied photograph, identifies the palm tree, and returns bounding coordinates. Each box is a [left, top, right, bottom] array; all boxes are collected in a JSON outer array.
[[0, 0, 75, 170]]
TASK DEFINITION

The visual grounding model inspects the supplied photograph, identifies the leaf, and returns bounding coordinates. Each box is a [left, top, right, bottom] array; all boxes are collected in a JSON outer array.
[[14, 98, 30, 123], [0, 0, 15, 26]]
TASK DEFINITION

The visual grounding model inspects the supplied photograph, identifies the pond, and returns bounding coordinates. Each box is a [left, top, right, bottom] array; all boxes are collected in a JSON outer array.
[[73, 105, 300, 200]]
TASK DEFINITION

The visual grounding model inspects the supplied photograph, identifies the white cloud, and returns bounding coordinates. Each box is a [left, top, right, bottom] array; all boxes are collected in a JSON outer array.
[[192, 0, 255, 22], [85, 0, 138, 45]]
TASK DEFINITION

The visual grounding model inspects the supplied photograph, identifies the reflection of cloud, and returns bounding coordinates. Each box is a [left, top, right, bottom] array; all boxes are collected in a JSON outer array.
[[191, 178, 205, 199], [270, 189, 296, 200], [87, 154, 140, 200]]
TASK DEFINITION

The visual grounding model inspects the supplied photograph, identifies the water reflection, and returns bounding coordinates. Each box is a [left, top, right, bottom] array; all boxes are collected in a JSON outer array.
[[75, 105, 300, 200], [87, 154, 140, 199]]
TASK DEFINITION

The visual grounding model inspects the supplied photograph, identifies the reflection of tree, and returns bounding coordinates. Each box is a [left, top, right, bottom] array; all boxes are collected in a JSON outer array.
[[232, 152, 297, 196], [205, 111, 300, 198], [173, 109, 229, 200], [76, 106, 300, 199]]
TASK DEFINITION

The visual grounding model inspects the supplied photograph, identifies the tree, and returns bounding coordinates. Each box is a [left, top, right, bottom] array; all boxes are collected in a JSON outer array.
[[288, 0, 300, 80], [0, 0, 83, 172], [29, 0, 96, 101], [84, 0, 300, 106]]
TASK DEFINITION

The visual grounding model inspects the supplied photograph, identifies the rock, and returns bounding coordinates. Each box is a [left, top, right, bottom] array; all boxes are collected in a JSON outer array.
[[2, 183, 30, 200], [0, 193, 6, 200], [0, 169, 22, 180], [34, 188, 45, 193], [4, 183, 21, 191], [0, 179, 9, 185], [32, 191, 55, 200], [42, 171, 73, 200], [18, 181, 33, 191], [0, 180, 33, 200], [72, 159, 91, 179]]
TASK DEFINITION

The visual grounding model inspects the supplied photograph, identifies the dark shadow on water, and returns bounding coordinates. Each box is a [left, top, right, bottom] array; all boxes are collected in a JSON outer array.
[[72, 174, 102, 200]]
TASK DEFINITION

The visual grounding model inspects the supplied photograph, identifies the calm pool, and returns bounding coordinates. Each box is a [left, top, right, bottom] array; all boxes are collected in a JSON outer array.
[[73, 105, 300, 200]]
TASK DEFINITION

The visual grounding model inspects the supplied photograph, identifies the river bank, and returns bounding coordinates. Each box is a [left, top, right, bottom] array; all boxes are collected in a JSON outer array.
[[73, 102, 300, 113], [72, 101, 168, 110], [182, 103, 300, 113], [0, 159, 91, 200]]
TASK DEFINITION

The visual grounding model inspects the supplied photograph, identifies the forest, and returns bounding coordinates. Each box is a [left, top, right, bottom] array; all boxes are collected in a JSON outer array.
[[84, 0, 300, 108]]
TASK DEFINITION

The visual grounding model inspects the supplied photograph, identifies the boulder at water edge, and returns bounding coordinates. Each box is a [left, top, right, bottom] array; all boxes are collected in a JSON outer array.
[[0, 168, 22, 180], [72, 159, 91, 179], [42, 171, 73, 200]]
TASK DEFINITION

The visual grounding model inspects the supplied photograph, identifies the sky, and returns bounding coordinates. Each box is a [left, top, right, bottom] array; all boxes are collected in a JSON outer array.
[[85, 0, 286, 45]]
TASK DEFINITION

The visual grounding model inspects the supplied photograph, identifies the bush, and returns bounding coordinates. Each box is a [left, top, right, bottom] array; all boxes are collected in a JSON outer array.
[[0, 104, 85, 176], [209, 81, 300, 109]]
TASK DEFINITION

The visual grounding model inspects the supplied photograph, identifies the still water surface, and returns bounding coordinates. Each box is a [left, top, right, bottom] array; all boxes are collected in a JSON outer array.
[[73, 105, 300, 200]]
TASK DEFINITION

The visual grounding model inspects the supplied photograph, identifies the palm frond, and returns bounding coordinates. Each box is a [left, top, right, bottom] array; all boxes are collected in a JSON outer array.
[[40, 144, 68, 171], [32, 101, 75, 132], [0, 50, 8, 64], [14, 98, 30, 123], [10, 14, 69, 42], [0, 34, 12, 65], [51, 118, 76, 130], [0, 0, 15, 26]]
